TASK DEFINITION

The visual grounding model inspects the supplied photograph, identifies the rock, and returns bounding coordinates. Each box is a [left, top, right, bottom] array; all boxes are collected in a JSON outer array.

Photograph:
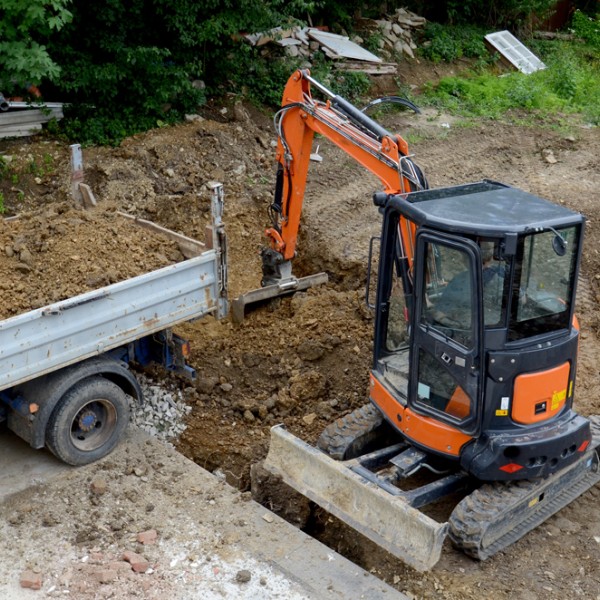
[[19, 248, 34, 265], [233, 101, 250, 123], [289, 370, 327, 401], [91, 568, 117, 584], [236, 569, 252, 583], [210, 167, 226, 181], [542, 148, 558, 164], [242, 353, 261, 368], [302, 413, 317, 425], [232, 163, 246, 176], [297, 340, 324, 361], [197, 376, 218, 394], [90, 478, 108, 495]]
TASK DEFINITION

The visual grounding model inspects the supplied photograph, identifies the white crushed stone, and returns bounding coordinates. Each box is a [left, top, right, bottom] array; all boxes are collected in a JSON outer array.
[[131, 374, 192, 443]]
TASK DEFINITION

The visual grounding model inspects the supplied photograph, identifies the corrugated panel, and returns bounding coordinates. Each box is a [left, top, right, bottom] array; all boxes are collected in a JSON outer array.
[[307, 29, 383, 63], [485, 30, 546, 74]]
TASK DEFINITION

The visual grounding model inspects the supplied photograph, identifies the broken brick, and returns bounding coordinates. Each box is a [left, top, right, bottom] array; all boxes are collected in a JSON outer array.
[[20, 570, 42, 590], [137, 529, 158, 545], [122, 550, 150, 573]]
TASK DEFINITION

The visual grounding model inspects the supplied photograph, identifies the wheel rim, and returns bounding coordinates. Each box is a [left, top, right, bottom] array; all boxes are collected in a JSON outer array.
[[70, 399, 118, 452]]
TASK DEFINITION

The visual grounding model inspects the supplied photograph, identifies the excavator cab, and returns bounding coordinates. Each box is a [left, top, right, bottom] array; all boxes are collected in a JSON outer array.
[[372, 180, 590, 481]]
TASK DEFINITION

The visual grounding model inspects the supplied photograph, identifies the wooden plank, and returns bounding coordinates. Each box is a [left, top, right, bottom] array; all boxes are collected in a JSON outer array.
[[333, 61, 397, 75], [117, 212, 206, 258]]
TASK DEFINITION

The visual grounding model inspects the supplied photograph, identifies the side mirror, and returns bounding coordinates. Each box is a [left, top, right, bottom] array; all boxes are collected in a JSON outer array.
[[550, 228, 567, 256]]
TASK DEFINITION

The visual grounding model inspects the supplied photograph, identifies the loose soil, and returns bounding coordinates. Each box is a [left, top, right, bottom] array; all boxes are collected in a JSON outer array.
[[0, 204, 184, 317], [1, 62, 600, 599]]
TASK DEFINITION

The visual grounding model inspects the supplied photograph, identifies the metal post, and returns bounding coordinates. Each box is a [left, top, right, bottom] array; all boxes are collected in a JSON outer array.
[[70, 144, 84, 204]]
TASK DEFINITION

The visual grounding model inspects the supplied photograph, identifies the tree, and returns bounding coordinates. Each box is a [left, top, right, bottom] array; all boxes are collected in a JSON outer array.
[[0, 0, 73, 93]]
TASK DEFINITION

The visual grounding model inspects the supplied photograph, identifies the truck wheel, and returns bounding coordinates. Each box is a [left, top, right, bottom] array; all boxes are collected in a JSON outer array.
[[45, 377, 130, 466]]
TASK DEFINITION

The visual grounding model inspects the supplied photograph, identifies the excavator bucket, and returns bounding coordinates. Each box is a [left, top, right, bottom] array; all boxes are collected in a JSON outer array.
[[262, 425, 448, 572], [232, 272, 328, 323]]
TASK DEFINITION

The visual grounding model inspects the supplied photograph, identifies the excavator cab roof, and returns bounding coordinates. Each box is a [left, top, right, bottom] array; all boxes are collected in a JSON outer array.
[[387, 180, 584, 242]]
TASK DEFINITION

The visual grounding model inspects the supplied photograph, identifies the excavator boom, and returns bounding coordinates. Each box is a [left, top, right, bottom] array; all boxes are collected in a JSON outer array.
[[232, 69, 425, 322]]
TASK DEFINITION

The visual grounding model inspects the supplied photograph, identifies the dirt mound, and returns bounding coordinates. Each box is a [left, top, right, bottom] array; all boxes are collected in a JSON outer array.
[[0, 204, 184, 317]]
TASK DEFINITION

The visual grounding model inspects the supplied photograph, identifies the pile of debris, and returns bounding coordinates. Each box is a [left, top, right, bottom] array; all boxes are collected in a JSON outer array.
[[372, 7, 427, 60], [242, 7, 426, 74]]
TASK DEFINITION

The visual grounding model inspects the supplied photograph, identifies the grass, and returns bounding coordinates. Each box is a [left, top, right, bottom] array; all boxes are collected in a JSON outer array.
[[420, 37, 600, 127]]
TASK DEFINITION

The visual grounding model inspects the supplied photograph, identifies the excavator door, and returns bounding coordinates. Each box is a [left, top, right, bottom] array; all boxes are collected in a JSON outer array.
[[409, 232, 484, 435]]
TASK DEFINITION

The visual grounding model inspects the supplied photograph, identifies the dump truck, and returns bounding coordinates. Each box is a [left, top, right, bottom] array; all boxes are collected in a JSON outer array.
[[0, 183, 227, 466], [242, 70, 600, 571]]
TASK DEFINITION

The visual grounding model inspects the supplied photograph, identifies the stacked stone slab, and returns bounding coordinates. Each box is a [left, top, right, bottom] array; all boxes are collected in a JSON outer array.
[[374, 8, 427, 59]]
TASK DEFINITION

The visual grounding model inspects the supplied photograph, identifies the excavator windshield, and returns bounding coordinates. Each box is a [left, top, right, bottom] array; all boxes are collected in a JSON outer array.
[[509, 225, 580, 340]]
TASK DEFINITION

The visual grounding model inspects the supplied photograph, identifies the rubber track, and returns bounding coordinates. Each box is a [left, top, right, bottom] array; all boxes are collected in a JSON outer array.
[[449, 416, 600, 559], [317, 403, 385, 460]]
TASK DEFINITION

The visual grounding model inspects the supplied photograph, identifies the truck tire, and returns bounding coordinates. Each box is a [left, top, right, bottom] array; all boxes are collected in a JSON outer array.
[[45, 377, 130, 466]]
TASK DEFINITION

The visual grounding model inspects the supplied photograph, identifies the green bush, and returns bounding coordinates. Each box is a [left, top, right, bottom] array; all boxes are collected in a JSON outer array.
[[420, 23, 490, 63]]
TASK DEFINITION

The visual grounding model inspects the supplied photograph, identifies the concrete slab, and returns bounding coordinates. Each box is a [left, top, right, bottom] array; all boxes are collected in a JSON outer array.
[[0, 429, 69, 502], [0, 429, 407, 599]]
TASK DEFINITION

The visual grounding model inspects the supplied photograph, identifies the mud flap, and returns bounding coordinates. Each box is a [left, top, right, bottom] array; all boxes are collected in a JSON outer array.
[[232, 272, 328, 323], [263, 425, 448, 572]]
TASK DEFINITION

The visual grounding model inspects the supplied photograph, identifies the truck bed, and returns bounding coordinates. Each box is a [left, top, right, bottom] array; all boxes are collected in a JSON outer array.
[[0, 210, 227, 392]]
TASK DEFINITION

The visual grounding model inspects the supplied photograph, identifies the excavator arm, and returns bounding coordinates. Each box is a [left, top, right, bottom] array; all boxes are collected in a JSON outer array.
[[233, 69, 426, 321]]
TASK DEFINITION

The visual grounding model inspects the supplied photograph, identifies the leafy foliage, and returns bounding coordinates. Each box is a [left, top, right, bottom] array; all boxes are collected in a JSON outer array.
[[0, 0, 72, 91], [44, 0, 325, 143], [400, 0, 557, 30], [2, 0, 596, 144], [571, 10, 600, 50], [420, 23, 489, 63]]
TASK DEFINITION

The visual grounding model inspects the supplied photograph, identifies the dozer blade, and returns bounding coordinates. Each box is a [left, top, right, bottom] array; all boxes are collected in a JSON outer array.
[[262, 425, 448, 572], [232, 272, 328, 323]]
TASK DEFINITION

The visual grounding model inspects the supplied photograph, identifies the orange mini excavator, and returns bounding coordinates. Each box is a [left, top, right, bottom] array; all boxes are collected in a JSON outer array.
[[241, 70, 600, 571]]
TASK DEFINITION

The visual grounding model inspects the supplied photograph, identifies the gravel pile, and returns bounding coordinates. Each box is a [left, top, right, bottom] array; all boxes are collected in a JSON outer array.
[[131, 374, 192, 442]]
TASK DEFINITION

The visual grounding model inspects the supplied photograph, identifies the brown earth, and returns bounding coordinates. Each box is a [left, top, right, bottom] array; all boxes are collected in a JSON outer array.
[[1, 63, 600, 599]]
